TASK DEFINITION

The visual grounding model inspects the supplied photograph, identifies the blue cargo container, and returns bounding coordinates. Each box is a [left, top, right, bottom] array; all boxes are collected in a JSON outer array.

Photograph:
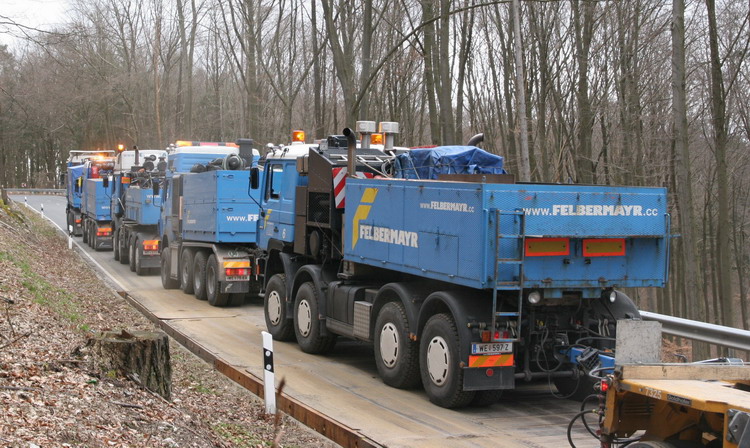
[[65, 164, 85, 236], [181, 170, 260, 243], [84, 179, 112, 221], [344, 179, 669, 297]]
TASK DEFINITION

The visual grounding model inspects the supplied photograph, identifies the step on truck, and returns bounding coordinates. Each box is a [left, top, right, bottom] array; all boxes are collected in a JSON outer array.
[[80, 155, 116, 250], [158, 140, 263, 307], [255, 121, 671, 408], [65, 150, 114, 236], [110, 146, 169, 275]]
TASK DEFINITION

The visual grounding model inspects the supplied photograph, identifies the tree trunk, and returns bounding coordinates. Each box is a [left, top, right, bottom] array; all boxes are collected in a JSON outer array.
[[90, 330, 172, 401], [706, 0, 734, 329], [672, 0, 707, 357], [512, 0, 531, 181]]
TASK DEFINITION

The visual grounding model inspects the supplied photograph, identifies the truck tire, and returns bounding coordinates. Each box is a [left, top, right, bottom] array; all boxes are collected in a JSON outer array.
[[470, 390, 503, 407], [192, 251, 208, 300], [113, 228, 120, 261], [134, 237, 147, 276], [293, 282, 336, 354], [180, 249, 194, 294], [206, 254, 229, 307], [119, 229, 129, 264], [128, 235, 136, 272], [374, 302, 420, 389], [419, 313, 475, 408], [264, 274, 295, 341], [160, 248, 178, 289]]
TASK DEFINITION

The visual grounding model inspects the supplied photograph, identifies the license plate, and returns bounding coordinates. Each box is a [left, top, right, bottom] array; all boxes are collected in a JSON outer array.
[[226, 276, 250, 282], [471, 342, 513, 355], [143, 251, 159, 256]]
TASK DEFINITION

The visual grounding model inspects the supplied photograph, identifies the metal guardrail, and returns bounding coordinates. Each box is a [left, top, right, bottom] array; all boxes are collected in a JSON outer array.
[[2, 188, 65, 195], [641, 310, 750, 352]]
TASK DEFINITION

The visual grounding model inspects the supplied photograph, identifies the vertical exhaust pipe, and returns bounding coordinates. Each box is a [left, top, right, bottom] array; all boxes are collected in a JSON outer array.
[[343, 128, 356, 178]]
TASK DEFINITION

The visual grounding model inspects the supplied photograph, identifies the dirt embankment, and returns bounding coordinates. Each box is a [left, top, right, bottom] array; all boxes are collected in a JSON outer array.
[[0, 200, 337, 448]]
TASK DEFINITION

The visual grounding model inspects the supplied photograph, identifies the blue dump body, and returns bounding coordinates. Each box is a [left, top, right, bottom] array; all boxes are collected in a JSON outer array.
[[181, 170, 262, 243], [84, 179, 112, 221], [124, 186, 161, 225], [66, 165, 84, 208], [344, 178, 669, 297]]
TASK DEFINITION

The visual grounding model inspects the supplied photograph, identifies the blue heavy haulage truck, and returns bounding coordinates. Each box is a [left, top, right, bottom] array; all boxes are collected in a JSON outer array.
[[111, 148, 169, 275], [254, 123, 670, 408], [65, 150, 114, 236], [158, 139, 264, 307], [80, 157, 116, 250]]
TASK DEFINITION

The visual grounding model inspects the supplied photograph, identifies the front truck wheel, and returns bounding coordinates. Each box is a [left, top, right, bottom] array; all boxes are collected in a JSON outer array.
[[264, 274, 295, 341], [294, 282, 336, 354], [160, 247, 178, 289], [420, 313, 475, 408], [180, 249, 194, 294], [206, 254, 229, 307], [192, 251, 208, 300], [374, 302, 420, 389]]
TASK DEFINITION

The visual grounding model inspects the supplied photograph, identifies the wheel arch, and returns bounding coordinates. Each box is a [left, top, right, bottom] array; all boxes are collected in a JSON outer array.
[[418, 289, 491, 362], [371, 282, 434, 341]]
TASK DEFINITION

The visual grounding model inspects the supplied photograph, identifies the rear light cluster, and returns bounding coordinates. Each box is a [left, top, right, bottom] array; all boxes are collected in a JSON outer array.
[[96, 227, 112, 236], [142, 240, 159, 252], [225, 268, 249, 276], [480, 330, 510, 342], [75, 218, 81, 224]]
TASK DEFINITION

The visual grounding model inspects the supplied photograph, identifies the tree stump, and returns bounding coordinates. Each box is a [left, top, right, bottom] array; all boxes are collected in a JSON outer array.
[[91, 329, 172, 400]]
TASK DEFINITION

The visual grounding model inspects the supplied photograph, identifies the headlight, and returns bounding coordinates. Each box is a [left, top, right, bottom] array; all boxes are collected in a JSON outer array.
[[528, 291, 541, 304], [609, 290, 617, 303]]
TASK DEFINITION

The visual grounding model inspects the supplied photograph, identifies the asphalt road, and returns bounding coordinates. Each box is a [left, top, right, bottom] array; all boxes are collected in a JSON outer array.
[[12, 194, 599, 448]]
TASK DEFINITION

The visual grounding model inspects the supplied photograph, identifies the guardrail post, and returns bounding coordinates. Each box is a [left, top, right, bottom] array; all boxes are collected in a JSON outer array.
[[262, 331, 276, 414]]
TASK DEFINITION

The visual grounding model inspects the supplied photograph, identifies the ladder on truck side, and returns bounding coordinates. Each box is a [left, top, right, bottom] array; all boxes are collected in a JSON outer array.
[[492, 209, 526, 342]]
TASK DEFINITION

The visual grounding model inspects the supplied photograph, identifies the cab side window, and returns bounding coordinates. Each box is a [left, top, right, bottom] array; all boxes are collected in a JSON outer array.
[[267, 164, 284, 200]]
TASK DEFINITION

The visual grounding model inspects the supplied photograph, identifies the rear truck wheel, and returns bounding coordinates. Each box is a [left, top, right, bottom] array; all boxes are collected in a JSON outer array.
[[192, 251, 208, 300], [264, 274, 295, 341], [419, 313, 475, 408], [134, 237, 147, 276], [206, 254, 229, 307], [470, 390, 503, 407], [229, 294, 245, 307], [294, 282, 336, 354], [66, 210, 73, 233], [84, 222, 91, 246], [113, 228, 120, 261], [180, 249, 194, 294], [160, 247, 178, 289], [119, 230, 129, 264], [128, 236, 137, 272], [374, 302, 420, 389]]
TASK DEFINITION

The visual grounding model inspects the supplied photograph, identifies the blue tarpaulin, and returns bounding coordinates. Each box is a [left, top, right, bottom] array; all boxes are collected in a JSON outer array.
[[394, 146, 506, 179]]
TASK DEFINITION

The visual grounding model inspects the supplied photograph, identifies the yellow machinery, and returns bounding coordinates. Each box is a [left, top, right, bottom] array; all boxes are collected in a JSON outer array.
[[598, 363, 750, 448]]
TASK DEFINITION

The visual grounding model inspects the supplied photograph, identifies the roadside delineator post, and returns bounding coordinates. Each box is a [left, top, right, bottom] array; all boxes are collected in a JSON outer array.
[[262, 331, 276, 414], [40, 203, 44, 217], [68, 225, 73, 249]]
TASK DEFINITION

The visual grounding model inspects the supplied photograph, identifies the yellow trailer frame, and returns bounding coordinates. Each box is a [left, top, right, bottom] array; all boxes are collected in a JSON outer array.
[[601, 364, 750, 448]]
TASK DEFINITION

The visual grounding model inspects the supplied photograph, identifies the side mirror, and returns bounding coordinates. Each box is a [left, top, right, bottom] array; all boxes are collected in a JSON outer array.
[[75, 177, 81, 192], [102, 176, 109, 188], [153, 181, 160, 197], [250, 167, 260, 190]]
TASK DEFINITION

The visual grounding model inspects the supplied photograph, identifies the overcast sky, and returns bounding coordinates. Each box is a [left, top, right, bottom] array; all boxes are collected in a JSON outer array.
[[1, 0, 70, 47]]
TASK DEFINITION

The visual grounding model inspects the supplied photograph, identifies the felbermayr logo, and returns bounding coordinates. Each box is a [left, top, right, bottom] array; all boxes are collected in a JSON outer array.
[[352, 188, 419, 249]]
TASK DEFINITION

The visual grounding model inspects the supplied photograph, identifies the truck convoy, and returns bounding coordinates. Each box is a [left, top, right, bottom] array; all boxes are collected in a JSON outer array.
[[64, 121, 670, 409]]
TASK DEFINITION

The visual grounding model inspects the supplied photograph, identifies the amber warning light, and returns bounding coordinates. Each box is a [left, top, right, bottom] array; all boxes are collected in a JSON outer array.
[[292, 130, 305, 143], [370, 133, 384, 145]]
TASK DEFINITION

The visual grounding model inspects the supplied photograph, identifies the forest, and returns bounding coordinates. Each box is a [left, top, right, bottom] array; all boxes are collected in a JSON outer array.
[[0, 0, 748, 338]]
